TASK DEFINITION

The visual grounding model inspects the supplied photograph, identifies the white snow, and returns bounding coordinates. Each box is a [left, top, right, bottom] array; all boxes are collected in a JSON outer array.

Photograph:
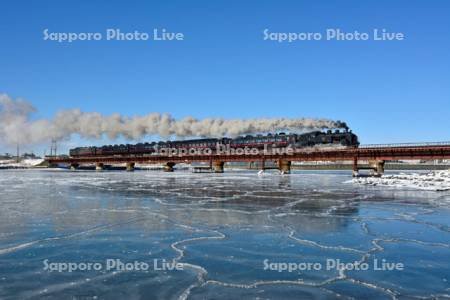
[[0, 158, 44, 168], [351, 170, 450, 191]]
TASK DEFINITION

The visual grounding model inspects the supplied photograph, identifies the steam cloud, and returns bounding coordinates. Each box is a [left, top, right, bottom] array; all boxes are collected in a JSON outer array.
[[0, 94, 348, 145]]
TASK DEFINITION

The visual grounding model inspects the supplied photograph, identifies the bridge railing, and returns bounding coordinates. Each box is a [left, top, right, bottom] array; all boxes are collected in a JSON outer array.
[[359, 142, 450, 148]]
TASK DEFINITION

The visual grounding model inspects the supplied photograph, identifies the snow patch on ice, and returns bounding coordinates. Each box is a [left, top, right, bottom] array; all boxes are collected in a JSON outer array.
[[351, 170, 450, 191]]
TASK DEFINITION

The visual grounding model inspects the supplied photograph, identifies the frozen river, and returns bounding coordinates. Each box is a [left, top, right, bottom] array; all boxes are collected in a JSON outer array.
[[0, 169, 449, 299]]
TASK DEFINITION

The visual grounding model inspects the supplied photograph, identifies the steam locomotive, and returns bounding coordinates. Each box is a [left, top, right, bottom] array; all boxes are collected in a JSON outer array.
[[69, 129, 359, 157]]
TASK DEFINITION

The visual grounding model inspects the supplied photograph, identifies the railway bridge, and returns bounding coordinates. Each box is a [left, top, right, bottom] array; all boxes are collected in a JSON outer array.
[[46, 142, 450, 176]]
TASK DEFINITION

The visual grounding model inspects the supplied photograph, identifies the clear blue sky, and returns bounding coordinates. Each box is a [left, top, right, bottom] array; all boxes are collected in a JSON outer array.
[[1, 0, 449, 154]]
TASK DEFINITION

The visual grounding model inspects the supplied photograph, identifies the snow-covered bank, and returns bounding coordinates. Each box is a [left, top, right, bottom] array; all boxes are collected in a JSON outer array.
[[351, 170, 450, 191], [0, 159, 44, 168]]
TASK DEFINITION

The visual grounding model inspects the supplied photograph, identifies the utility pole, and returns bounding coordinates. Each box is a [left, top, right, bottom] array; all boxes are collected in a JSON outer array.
[[16, 144, 20, 163], [50, 139, 57, 156]]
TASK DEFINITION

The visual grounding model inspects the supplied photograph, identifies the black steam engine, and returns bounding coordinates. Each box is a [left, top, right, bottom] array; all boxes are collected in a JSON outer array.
[[69, 129, 359, 157]]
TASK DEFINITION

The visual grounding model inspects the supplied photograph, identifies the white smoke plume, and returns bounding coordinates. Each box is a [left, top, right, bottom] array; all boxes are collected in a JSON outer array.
[[0, 94, 348, 145]]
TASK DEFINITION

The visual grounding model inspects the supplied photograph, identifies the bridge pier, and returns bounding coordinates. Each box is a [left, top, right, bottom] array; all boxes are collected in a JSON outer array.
[[353, 158, 385, 177], [95, 163, 104, 171], [126, 162, 135, 172], [69, 163, 79, 171], [369, 160, 385, 176], [278, 160, 291, 174], [352, 157, 359, 177], [212, 161, 225, 173], [164, 162, 175, 172]]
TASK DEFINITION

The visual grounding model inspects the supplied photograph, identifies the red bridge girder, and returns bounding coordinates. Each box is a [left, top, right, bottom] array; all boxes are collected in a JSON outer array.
[[46, 145, 450, 165]]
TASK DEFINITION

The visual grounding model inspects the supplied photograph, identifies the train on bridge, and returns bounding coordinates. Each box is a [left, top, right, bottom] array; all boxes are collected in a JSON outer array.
[[47, 130, 450, 176], [69, 129, 359, 157]]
